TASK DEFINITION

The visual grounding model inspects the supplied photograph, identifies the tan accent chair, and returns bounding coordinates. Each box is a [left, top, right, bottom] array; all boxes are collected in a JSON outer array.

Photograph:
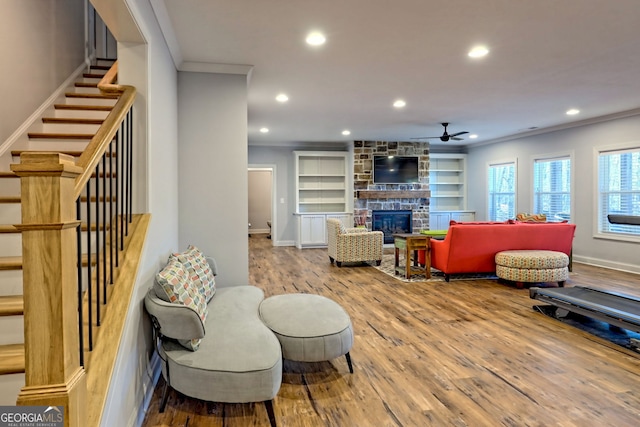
[[326, 218, 383, 267]]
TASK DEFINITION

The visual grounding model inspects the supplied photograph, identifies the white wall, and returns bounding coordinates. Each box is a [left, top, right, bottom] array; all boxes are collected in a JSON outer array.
[[0, 0, 85, 144], [466, 114, 640, 273], [178, 72, 249, 285], [99, 0, 180, 426]]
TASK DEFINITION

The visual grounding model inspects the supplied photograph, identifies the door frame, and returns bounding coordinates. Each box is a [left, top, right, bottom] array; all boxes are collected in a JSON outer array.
[[248, 164, 277, 245]]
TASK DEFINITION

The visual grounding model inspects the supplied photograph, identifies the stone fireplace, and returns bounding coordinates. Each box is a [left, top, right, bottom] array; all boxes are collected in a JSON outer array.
[[353, 141, 430, 233], [372, 209, 413, 243]]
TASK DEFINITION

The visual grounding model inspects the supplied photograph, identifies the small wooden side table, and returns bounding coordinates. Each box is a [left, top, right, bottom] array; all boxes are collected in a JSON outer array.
[[393, 233, 431, 279]]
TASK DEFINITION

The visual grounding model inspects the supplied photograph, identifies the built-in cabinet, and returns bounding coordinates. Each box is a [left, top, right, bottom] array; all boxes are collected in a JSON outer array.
[[295, 213, 352, 248], [429, 153, 475, 229], [294, 151, 352, 248]]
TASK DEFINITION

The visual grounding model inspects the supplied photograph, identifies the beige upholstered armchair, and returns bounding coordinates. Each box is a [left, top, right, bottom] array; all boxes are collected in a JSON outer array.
[[326, 218, 384, 267]]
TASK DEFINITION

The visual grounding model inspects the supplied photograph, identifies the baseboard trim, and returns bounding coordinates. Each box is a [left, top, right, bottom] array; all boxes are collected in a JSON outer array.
[[274, 240, 295, 247], [573, 255, 640, 275]]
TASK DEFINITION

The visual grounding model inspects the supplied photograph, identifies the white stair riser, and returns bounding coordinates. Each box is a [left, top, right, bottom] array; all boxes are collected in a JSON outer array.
[[0, 231, 119, 258], [0, 264, 116, 301], [0, 373, 24, 406], [0, 205, 21, 223], [0, 234, 21, 257], [40, 123, 102, 134], [0, 270, 23, 296], [25, 141, 90, 151], [53, 109, 110, 120], [73, 86, 101, 95], [64, 97, 116, 107], [0, 181, 20, 197], [0, 316, 23, 346]]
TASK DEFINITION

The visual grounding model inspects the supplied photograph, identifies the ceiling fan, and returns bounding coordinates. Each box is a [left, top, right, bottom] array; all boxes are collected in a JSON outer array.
[[413, 123, 469, 142]]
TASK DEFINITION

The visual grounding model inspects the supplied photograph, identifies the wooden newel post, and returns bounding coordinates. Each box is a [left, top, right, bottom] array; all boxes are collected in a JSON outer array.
[[11, 153, 87, 427]]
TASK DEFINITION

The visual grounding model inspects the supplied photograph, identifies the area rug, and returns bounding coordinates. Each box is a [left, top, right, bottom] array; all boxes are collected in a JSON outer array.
[[373, 253, 498, 283]]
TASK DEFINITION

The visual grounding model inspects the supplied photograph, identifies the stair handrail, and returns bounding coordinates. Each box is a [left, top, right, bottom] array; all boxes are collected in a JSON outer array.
[[74, 61, 136, 199]]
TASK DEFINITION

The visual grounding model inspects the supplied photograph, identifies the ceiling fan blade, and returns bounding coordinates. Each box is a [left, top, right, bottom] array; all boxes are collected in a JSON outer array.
[[449, 131, 469, 137], [451, 136, 464, 141]]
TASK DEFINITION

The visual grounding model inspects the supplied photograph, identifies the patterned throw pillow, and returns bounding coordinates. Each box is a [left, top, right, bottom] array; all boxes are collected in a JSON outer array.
[[170, 245, 216, 302], [516, 212, 547, 222], [155, 258, 208, 351]]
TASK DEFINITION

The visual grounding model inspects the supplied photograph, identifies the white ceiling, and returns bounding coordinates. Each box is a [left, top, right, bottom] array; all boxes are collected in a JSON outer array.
[[150, 0, 640, 147]]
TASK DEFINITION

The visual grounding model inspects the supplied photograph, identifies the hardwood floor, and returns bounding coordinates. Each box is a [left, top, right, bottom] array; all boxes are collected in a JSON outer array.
[[141, 235, 640, 426]]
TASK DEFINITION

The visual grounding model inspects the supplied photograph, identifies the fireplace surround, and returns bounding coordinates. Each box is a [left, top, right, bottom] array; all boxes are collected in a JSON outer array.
[[353, 140, 430, 233], [372, 210, 413, 244]]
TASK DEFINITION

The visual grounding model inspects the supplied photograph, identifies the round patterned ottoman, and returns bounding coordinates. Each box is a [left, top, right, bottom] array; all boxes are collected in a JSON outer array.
[[495, 250, 569, 288], [259, 293, 354, 373]]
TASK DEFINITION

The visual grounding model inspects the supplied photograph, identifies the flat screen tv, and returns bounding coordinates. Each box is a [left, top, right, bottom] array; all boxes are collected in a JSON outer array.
[[373, 156, 419, 184]]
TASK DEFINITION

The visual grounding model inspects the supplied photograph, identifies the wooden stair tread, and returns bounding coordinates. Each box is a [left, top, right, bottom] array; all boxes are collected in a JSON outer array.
[[42, 117, 105, 125], [0, 225, 18, 233], [0, 344, 25, 375], [54, 104, 113, 111], [27, 132, 94, 140], [12, 150, 117, 158], [83, 73, 106, 79], [75, 82, 99, 88], [90, 65, 112, 71], [0, 196, 20, 204], [65, 92, 118, 99], [0, 172, 17, 178], [0, 256, 22, 270], [0, 296, 23, 317]]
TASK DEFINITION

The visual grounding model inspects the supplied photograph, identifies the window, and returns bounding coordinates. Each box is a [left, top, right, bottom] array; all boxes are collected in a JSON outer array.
[[533, 155, 571, 221], [597, 146, 640, 237], [488, 161, 516, 221]]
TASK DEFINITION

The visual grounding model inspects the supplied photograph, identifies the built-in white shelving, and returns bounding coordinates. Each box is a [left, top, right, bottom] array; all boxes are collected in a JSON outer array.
[[429, 153, 475, 229], [294, 151, 352, 248]]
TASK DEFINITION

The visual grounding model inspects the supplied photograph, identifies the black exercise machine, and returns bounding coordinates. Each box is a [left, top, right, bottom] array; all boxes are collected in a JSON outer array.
[[530, 286, 640, 334], [530, 214, 640, 346]]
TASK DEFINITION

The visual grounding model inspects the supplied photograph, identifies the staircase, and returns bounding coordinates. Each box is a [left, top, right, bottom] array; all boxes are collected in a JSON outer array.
[[0, 59, 116, 405]]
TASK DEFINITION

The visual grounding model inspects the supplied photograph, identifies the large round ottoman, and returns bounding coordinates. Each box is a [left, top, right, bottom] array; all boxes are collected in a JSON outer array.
[[259, 293, 354, 373], [495, 250, 569, 288]]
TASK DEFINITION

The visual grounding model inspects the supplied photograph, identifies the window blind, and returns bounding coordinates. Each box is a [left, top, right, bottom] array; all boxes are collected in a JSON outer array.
[[598, 147, 640, 236], [533, 156, 571, 221], [488, 161, 516, 221]]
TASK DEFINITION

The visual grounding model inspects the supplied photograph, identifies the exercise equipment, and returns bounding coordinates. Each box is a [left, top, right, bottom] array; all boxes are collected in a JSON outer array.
[[530, 286, 640, 334], [607, 214, 640, 226], [530, 214, 640, 341]]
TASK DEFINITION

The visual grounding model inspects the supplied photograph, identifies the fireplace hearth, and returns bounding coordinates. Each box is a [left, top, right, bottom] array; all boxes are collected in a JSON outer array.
[[372, 210, 413, 244]]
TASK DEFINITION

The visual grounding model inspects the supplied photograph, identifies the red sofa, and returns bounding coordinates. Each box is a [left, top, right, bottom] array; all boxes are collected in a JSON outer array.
[[422, 221, 576, 280]]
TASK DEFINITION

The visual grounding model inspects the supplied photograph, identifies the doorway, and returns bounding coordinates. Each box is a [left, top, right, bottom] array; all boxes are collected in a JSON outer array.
[[248, 166, 276, 243]]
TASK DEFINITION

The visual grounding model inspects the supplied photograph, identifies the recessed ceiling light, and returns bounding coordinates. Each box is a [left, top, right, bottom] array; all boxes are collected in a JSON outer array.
[[259, 127, 269, 133], [469, 134, 478, 139], [393, 99, 406, 108], [566, 108, 580, 115], [342, 130, 351, 136], [468, 45, 489, 58], [306, 32, 326, 46], [275, 94, 289, 102]]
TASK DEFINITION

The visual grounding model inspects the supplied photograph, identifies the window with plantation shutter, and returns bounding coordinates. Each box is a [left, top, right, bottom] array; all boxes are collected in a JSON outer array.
[[488, 160, 516, 221], [533, 155, 571, 222], [597, 146, 640, 238]]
